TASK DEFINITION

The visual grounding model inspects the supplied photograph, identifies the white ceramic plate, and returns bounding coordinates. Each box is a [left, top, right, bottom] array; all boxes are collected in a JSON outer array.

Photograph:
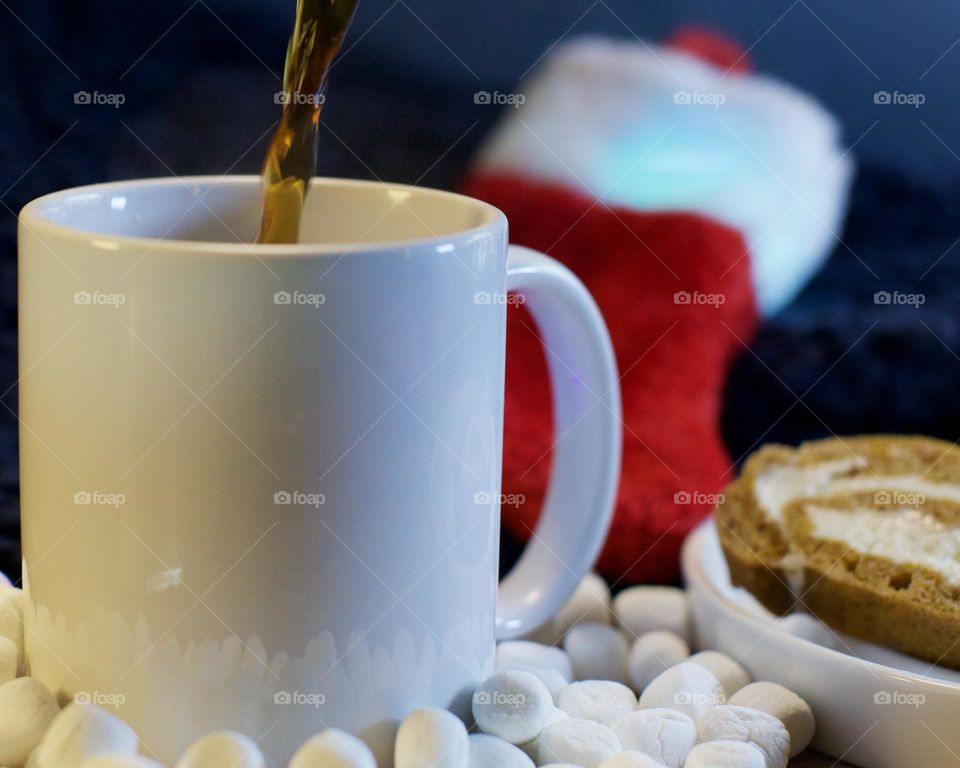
[[682, 519, 960, 768]]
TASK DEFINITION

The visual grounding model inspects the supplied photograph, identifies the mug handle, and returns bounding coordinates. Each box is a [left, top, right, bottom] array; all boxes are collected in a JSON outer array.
[[496, 245, 622, 640]]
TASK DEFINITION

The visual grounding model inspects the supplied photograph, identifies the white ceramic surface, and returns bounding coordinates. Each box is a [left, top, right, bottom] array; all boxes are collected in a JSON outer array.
[[683, 519, 960, 768], [17, 177, 622, 765]]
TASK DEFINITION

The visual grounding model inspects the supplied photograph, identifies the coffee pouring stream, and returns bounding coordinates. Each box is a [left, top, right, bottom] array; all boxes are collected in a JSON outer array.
[[257, 0, 360, 244]]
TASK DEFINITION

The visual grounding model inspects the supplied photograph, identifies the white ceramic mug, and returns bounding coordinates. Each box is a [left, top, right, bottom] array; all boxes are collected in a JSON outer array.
[[18, 176, 621, 765]]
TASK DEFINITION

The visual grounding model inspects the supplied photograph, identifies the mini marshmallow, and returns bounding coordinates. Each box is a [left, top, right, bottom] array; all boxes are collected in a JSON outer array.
[[518, 706, 568, 761], [33, 703, 139, 768], [557, 680, 636, 725], [78, 755, 164, 768], [395, 707, 469, 768], [613, 587, 689, 643], [564, 623, 630, 683], [627, 631, 689, 692], [0, 588, 24, 672], [555, 572, 612, 628], [596, 752, 668, 768], [637, 662, 723, 718], [683, 740, 766, 768], [531, 573, 612, 644], [473, 670, 553, 744], [687, 652, 750, 698], [611, 708, 696, 768], [728, 682, 815, 757], [468, 734, 535, 768], [696, 705, 789, 768], [0, 677, 59, 767], [175, 730, 265, 768], [289, 729, 377, 768], [0, 635, 18, 684], [496, 641, 573, 682], [496, 664, 568, 705], [537, 718, 620, 768]]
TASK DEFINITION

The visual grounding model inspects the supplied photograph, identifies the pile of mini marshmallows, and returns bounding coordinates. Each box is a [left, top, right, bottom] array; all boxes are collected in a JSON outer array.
[[0, 571, 815, 767]]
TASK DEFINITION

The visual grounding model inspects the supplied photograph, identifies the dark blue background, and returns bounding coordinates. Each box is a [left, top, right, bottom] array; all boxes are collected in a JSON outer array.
[[3, 0, 960, 580]]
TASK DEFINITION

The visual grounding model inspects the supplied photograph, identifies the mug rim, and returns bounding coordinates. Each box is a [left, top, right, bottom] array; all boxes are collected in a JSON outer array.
[[18, 175, 507, 257]]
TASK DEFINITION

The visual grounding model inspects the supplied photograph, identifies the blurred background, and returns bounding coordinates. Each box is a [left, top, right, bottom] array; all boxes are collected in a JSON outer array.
[[3, 0, 960, 579]]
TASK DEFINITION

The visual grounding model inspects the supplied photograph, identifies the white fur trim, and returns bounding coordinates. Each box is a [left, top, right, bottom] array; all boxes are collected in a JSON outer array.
[[475, 37, 855, 316]]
